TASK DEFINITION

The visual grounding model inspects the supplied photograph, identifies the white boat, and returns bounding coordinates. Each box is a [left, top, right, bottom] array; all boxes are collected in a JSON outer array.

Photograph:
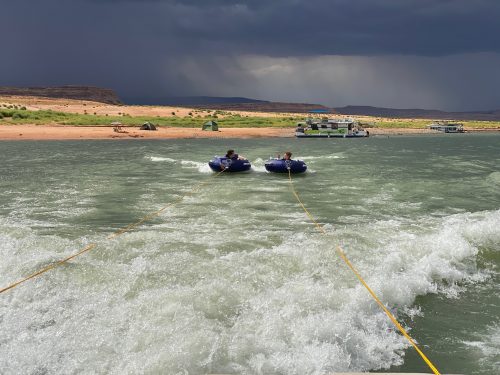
[[428, 121, 465, 133], [295, 118, 369, 138]]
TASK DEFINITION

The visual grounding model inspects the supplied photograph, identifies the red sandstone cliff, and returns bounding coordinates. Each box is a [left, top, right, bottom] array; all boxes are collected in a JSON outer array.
[[0, 86, 121, 105]]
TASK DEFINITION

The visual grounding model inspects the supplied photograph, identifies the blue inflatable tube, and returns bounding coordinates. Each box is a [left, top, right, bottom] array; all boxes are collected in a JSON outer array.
[[264, 159, 307, 174], [208, 156, 252, 172]]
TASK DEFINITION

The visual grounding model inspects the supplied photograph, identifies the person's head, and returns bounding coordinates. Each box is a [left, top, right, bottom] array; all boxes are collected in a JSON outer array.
[[226, 149, 234, 158], [284, 151, 292, 160]]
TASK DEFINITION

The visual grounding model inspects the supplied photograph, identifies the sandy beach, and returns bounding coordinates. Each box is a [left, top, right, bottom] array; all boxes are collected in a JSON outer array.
[[2, 95, 499, 140], [1, 124, 497, 140], [0, 124, 443, 141], [0, 124, 293, 140]]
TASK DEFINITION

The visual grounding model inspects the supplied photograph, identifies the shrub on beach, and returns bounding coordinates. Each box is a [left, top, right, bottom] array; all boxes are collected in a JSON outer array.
[[12, 112, 29, 120], [0, 110, 14, 117]]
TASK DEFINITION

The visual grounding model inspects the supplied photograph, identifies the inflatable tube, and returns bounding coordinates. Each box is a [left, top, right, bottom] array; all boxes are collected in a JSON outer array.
[[208, 156, 252, 172], [264, 158, 307, 174]]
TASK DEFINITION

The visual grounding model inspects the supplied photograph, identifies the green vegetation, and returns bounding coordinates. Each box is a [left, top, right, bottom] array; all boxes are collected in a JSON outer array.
[[0, 108, 302, 127], [367, 119, 430, 128], [0, 108, 499, 129]]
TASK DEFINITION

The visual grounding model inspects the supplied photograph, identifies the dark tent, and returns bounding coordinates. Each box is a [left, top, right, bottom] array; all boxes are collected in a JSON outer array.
[[202, 120, 218, 131], [140, 122, 157, 131]]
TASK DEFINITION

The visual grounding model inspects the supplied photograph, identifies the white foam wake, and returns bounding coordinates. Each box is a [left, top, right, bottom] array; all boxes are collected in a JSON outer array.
[[463, 323, 500, 373], [146, 156, 177, 162], [251, 157, 268, 173], [301, 154, 345, 161], [146, 155, 212, 173], [1, 207, 499, 374]]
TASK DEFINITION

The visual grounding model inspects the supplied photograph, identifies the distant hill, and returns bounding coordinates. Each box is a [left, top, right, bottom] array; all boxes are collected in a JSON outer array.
[[0, 86, 121, 105], [335, 105, 500, 121], [145, 96, 333, 113], [3, 87, 497, 120], [122, 96, 267, 106], [195, 101, 334, 113], [162, 96, 267, 106]]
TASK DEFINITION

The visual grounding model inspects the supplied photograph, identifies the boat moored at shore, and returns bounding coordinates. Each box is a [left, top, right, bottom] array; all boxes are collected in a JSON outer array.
[[428, 121, 465, 133], [295, 118, 369, 138]]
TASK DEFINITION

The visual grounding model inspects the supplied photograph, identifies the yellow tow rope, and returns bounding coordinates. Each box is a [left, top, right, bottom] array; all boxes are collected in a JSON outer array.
[[287, 169, 441, 375], [0, 169, 226, 295]]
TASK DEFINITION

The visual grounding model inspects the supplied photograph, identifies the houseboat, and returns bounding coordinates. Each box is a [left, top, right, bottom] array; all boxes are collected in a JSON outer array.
[[295, 118, 369, 138], [428, 121, 465, 133]]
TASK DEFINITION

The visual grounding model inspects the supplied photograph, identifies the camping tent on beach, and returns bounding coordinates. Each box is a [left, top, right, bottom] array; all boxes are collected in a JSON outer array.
[[202, 120, 218, 131], [140, 122, 157, 131]]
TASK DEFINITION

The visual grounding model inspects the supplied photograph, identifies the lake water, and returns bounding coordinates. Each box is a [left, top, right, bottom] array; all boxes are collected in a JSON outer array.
[[0, 134, 499, 374]]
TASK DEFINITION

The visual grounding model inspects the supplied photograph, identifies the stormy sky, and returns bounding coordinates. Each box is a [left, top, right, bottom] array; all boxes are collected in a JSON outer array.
[[1, 0, 500, 110]]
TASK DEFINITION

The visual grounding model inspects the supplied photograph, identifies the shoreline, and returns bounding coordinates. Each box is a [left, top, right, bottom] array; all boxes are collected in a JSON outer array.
[[0, 124, 499, 141], [0, 125, 291, 140]]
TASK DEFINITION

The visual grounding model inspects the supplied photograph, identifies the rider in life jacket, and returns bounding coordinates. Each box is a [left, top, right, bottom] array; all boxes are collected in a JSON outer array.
[[222, 149, 246, 170], [225, 149, 246, 160]]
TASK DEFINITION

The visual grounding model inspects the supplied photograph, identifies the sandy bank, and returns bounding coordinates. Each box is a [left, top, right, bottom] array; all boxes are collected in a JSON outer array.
[[0, 125, 497, 141], [0, 125, 292, 140]]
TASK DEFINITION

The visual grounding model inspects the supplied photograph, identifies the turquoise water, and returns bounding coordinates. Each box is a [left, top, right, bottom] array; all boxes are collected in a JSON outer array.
[[0, 135, 499, 374]]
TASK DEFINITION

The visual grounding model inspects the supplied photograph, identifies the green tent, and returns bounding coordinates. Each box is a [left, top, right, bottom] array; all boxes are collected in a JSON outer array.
[[140, 122, 157, 131], [202, 120, 218, 131]]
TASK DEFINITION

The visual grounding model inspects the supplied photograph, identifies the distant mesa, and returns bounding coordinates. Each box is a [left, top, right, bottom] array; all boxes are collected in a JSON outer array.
[[161, 96, 268, 106], [151, 96, 334, 114], [122, 95, 268, 106], [0, 85, 122, 105], [196, 101, 334, 114], [3, 87, 498, 121]]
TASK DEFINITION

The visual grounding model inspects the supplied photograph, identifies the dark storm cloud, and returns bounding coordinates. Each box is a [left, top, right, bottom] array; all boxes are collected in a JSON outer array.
[[80, 0, 500, 56], [4, 0, 500, 58], [1, 0, 500, 109]]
